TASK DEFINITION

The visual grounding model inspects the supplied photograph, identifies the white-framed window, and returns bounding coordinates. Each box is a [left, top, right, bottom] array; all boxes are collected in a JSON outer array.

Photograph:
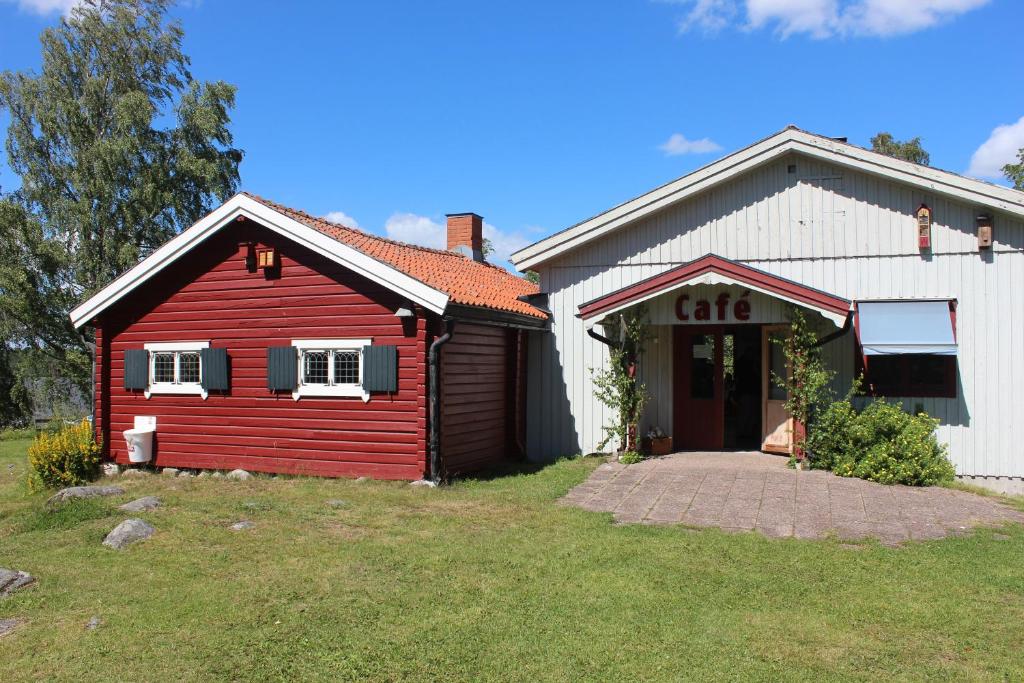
[[143, 341, 210, 399], [292, 338, 371, 402]]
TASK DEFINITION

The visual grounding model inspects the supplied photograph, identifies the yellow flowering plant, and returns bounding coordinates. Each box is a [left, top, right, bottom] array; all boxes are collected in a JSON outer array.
[[27, 419, 102, 492]]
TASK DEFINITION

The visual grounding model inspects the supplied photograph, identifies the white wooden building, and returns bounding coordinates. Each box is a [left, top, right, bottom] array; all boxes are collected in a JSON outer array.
[[511, 127, 1024, 492]]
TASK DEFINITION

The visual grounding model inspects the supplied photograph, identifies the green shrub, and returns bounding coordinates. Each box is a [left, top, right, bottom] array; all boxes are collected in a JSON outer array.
[[619, 451, 644, 465], [807, 400, 955, 486], [26, 419, 102, 491]]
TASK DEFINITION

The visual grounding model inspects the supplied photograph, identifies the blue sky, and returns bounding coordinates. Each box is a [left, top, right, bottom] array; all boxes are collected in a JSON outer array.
[[2, 0, 1023, 270]]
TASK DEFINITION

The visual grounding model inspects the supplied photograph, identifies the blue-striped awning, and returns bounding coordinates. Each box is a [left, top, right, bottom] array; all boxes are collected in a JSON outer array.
[[857, 301, 956, 356]]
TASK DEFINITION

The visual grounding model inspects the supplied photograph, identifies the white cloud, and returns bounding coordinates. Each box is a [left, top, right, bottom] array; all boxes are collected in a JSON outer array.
[[967, 116, 1024, 180], [482, 222, 531, 265], [322, 210, 361, 229], [383, 212, 533, 269], [670, 0, 990, 38], [384, 212, 447, 250], [659, 133, 723, 156], [2, 0, 83, 15]]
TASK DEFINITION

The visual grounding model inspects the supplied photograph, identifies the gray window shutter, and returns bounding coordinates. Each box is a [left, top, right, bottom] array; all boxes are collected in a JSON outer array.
[[201, 348, 229, 391], [124, 349, 148, 390], [362, 345, 398, 393], [267, 346, 297, 391]]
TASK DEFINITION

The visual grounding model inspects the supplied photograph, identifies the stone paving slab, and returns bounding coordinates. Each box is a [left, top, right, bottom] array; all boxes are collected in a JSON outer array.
[[561, 452, 1024, 545]]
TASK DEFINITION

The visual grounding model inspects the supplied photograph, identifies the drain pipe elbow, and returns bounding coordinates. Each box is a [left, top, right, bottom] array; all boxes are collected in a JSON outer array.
[[428, 319, 456, 484]]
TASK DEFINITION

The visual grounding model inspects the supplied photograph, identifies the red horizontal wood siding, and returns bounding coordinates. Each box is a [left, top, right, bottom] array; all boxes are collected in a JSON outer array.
[[95, 220, 428, 479], [440, 323, 512, 474]]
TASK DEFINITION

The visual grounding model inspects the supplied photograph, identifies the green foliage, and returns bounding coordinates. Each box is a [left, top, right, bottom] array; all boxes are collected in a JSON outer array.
[[870, 132, 930, 165], [772, 308, 835, 434], [0, 0, 242, 392], [806, 400, 955, 486], [18, 496, 114, 533], [0, 346, 32, 428], [591, 307, 649, 451], [523, 270, 540, 285], [618, 451, 644, 465], [1004, 148, 1024, 191], [26, 419, 102, 491]]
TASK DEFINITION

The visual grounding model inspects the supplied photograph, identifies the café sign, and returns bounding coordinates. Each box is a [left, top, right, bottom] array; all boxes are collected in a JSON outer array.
[[675, 291, 751, 322]]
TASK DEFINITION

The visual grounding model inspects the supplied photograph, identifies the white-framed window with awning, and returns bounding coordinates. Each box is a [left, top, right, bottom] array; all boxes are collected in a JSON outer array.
[[856, 300, 957, 356], [855, 300, 957, 398]]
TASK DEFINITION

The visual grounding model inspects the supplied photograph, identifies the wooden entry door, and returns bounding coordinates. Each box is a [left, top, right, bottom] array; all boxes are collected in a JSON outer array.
[[761, 325, 793, 454], [673, 326, 724, 450]]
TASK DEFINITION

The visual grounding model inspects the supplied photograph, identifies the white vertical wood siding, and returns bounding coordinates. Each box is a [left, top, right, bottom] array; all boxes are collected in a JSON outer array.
[[527, 153, 1024, 478]]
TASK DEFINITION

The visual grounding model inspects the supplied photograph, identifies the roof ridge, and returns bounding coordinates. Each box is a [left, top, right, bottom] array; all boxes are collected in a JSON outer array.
[[241, 191, 491, 261]]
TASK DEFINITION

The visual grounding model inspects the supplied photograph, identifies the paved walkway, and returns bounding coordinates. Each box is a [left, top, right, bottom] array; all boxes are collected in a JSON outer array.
[[562, 452, 1024, 545]]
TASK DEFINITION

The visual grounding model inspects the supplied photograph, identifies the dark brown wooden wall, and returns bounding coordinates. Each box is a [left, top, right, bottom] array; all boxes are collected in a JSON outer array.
[[95, 221, 429, 480], [440, 323, 513, 474]]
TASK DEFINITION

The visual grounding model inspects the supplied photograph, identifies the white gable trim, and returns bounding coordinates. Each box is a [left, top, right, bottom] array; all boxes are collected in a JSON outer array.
[[70, 195, 450, 328], [511, 128, 1024, 271]]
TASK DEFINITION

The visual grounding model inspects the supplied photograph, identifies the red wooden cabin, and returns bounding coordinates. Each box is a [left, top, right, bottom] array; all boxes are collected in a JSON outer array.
[[71, 193, 548, 480]]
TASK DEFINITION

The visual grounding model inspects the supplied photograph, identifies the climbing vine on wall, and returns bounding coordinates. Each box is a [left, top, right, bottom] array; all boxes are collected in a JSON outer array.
[[771, 307, 836, 451], [591, 306, 650, 452]]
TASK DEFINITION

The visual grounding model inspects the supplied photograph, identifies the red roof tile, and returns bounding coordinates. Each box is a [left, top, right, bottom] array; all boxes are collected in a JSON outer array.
[[243, 193, 545, 319]]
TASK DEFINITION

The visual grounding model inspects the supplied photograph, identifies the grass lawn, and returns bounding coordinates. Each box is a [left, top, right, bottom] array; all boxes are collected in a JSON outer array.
[[1, 437, 1023, 681]]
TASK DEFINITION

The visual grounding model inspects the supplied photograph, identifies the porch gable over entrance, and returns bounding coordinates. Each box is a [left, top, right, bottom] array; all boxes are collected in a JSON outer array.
[[577, 254, 851, 326]]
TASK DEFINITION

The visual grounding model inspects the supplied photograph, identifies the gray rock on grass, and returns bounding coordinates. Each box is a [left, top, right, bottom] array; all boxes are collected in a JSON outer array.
[[121, 468, 151, 478], [118, 496, 160, 512], [410, 479, 437, 488], [46, 485, 125, 508], [211, 472, 225, 479], [0, 618, 23, 637], [226, 469, 252, 481], [102, 463, 120, 477], [325, 499, 347, 508], [0, 568, 35, 596], [86, 615, 102, 630], [229, 520, 255, 531], [102, 518, 155, 550], [161, 468, 179, 477]]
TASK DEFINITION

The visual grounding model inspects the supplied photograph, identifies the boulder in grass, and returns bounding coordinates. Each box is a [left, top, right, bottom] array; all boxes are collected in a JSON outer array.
[[229, 520, 255, 531], [0, 618, 23, 638], [161, 468, 179, 477], [226, 469, 252, 481], [118, 496, 160, 512], [102, 463, 120, 477], [102, 519, 155, 550], [46, 485, 124, 508], [410, 479, 437, 488], [0, 568, 35, 597]]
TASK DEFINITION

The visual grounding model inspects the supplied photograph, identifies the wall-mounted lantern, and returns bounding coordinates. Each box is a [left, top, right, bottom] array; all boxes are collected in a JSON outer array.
[[976, 214, 993, 250], [256, 248, 278, 269], [916, 204, 932, 250]]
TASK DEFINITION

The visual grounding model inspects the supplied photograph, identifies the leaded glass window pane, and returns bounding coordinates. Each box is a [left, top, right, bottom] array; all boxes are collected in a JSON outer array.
[[153, 352, 175, 383], [179, 352, 200, 384], [333, 350, 359, 384], [303, 351, 329, 385]]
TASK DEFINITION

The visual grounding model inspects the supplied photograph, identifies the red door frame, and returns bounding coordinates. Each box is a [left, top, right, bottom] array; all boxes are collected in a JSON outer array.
[[672, 325, 725, 451]]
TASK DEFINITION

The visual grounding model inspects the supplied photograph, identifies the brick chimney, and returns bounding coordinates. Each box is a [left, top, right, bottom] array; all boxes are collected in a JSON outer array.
[[446, 212, 484, 261]]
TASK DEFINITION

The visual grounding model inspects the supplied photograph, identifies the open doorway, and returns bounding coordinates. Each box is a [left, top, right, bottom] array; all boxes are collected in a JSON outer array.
[[723, 326, 762, 449], [673, 325, 764, 451]]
